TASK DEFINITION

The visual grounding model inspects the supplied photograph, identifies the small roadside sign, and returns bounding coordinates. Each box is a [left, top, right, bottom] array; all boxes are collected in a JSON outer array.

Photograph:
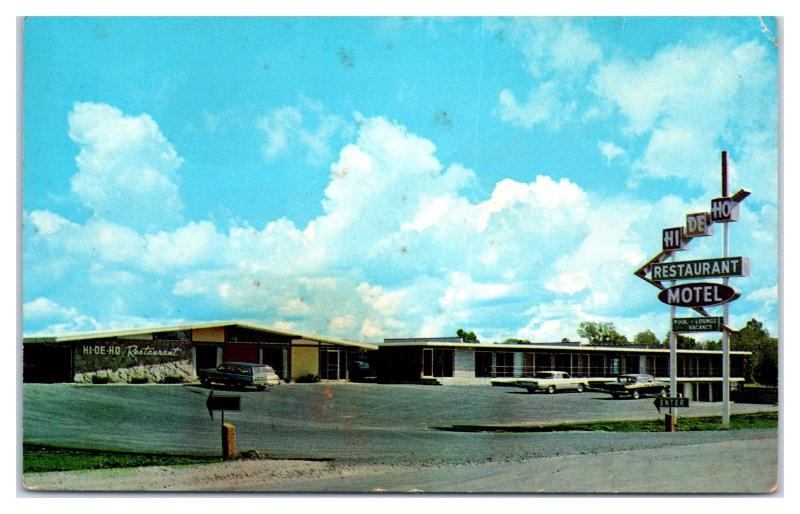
[[654, 396, 690, 413], [206, 393, 241, 420]]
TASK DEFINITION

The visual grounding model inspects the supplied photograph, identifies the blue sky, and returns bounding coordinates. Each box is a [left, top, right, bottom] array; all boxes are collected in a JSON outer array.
[[22, 16, 780, 342]]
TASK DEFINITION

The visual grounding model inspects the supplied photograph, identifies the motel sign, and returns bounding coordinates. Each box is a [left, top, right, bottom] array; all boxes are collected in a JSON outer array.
[[658, 282, 740, 308]]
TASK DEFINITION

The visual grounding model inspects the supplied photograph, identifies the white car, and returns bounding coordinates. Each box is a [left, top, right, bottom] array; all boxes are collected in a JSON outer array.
[[516, 371, 589, 394]]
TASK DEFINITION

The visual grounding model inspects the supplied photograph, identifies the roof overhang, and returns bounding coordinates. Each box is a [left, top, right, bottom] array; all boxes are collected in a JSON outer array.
[[23, 321, 378, 350]]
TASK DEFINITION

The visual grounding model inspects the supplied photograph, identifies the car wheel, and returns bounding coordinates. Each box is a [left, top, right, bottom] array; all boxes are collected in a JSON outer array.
[[576, 383, 585, 393], [631, 390, 640, 400], [547, 385, 556, 394], [611, 393, 619, 399]]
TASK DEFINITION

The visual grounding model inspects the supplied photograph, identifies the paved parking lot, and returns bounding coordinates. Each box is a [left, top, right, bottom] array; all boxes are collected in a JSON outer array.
[[22, 383, 779, 492], [23, 382, 777, 465]]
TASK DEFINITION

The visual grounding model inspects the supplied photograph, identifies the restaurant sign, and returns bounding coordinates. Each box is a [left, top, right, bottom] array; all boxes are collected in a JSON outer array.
[[672, 316, 723, 333], [650, 256, 749, 281], [657, 282, 740, 308]]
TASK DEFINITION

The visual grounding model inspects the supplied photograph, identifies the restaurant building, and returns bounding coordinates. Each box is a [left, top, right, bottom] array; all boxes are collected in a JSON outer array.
[[374, 337, 750, 402], [23, 321, 377, 384]]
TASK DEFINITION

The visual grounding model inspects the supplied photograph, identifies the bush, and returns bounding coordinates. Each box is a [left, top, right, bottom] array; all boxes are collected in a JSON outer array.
[[161, 375, 184, 384], [128, 376, 149, 384], [91, 375, 110, 384], [295, 374, 320, 383]]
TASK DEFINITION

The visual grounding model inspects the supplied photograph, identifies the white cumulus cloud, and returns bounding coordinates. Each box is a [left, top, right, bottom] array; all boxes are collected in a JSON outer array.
[[68, 102, 185, 231]]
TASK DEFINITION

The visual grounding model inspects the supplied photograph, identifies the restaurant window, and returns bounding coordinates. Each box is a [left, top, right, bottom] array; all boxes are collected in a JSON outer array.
[[320, 349, 346, 380]]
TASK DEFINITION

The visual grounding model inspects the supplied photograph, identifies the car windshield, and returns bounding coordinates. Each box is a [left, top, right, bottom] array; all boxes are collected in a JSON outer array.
[[617, 376, 636, 383]]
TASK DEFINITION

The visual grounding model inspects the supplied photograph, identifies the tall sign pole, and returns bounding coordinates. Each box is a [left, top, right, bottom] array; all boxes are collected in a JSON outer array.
[[721, 151, 731, 426], [634, 150, 750, 431], [669, 252, 678, 427]]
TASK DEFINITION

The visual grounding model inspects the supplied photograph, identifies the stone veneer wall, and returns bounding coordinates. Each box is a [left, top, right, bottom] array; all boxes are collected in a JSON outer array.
[[74, 360, 194, 384]]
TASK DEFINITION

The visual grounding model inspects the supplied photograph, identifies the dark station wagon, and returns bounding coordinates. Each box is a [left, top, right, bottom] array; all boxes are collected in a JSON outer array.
[[198, 362, 280, 390]]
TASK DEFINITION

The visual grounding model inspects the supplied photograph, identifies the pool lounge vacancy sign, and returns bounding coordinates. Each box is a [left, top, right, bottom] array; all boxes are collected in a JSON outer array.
[[658, 282, 740, 308], [672, 316, 723, 333], [650, 257, 749, 281]]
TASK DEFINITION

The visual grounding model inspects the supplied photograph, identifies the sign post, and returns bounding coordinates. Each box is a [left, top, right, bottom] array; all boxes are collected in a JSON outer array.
[[669, 254, 678, 427], [721, 151, 731, 427], [206, 391, 241, 459]]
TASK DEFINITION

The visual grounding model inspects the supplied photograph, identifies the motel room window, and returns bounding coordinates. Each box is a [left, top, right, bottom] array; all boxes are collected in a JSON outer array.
[[571, 354, 587, 377], [588, 354, 605, 376], [554, 353, 571, 373], [624, 355, 640, 374], [536, 353, 555, 373], [475, 351, 492, 377], [609, 357, 621, 376], [423, 348, 454, 378], [495, 352, 514, 377], [522, 353, 535, 377], [657, 355, 669, 377]]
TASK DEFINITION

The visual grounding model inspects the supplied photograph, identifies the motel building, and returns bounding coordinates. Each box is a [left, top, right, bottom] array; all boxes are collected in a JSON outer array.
[[22, 321, 377, 384], [375, 337, 750, 402]]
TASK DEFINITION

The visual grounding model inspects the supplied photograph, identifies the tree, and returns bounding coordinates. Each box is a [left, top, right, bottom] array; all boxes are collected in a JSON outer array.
[[503, 338, 531, 344], [633, 329, 660, 347], [456, 328, 479, 343], [661, 332, 698, 349], [577, 321, 628, 346], [731, 318, 778, 385]]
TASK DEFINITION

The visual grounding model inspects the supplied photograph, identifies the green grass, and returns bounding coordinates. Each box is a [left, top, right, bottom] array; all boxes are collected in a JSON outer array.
[[23, 444, 221, 473], [437, 411, 778, 433]]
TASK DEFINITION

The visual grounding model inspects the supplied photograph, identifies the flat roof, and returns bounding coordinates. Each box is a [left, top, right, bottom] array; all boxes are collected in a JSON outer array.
[[377, 340, 749, 355], [23, 321, 378, 350]]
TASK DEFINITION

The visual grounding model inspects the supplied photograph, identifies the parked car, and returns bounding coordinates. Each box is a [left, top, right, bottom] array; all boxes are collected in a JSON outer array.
[[601, 374, 669, 399], [198, 362, 280, 390], [348, 360, 377, 382], [515, 371, 590, 394]]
